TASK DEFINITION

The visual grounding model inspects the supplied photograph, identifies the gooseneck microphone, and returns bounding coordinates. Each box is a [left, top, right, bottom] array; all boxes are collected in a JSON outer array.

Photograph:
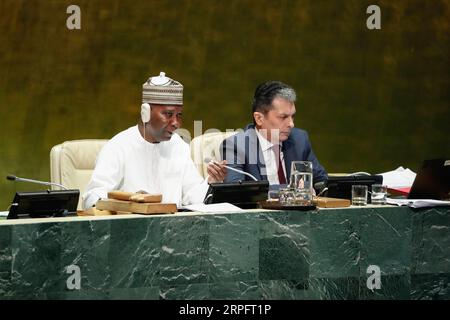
[[204, 157, 258, 181], [6, 174, 69, 190]]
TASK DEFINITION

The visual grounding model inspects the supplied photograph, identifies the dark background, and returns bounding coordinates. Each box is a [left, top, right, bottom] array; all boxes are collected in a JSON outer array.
[[0, 0, 449, 209]]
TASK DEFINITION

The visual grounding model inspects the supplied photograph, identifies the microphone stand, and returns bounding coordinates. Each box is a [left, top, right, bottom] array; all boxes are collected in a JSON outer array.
[[204, 158, 258, 181], [6, 175, 69, 190]]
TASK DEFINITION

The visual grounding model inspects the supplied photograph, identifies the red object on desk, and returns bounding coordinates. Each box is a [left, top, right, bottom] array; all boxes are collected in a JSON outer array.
[[388, 187, 411, 196]]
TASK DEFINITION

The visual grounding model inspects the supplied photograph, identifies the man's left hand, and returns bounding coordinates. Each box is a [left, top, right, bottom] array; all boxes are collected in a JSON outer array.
[[207, 160, 227, 183]]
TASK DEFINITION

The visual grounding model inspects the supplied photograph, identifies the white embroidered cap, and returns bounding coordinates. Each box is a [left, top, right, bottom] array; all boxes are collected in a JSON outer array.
[[142, 71, 183, 105]]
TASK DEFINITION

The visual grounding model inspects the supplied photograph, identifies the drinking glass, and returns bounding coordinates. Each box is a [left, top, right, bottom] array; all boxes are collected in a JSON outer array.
[[279, 187, 296, 205], [290, 161, 313, 205], [371, 184, 387, 205], [352, 185, 368, 206]]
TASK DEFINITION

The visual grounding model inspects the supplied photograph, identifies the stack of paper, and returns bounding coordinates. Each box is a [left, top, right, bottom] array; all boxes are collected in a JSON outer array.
[[386, 198, 450, 208], [378, 166, 416, 188], [182, 203, 244, 213]]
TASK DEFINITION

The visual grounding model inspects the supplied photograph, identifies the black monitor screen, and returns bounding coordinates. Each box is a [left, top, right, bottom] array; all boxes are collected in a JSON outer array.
[[7, 189, 80, 219], [204, 181, 269, 209], [408, 159, 450, 200], [325, 175, 383, 202]]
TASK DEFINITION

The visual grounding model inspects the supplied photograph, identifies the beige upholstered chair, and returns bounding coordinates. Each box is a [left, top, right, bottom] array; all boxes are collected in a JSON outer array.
[[50, 139, 108, 210], [190, 131, 239, 178]]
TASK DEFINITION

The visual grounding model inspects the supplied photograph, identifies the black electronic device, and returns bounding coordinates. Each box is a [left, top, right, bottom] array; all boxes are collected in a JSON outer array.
[[408, 158, 450, 200], [324, 174, 383, 202], [7, 189, 80, 219], [204, 180, 269, 209]]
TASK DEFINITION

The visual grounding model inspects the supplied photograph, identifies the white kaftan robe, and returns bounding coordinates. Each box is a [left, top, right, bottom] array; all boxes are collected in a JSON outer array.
[[82, 125, 208, 209]]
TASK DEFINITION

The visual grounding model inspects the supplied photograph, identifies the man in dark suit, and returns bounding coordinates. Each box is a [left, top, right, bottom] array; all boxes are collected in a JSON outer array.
[[220, 80, 327, 190]]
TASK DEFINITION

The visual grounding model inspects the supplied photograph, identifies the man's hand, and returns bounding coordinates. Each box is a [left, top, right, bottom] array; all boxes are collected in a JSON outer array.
[[207, 160, 227, 183]]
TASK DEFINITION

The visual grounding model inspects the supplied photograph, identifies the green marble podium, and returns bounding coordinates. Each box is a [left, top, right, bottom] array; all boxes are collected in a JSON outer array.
[[0, 206, 449, 300]]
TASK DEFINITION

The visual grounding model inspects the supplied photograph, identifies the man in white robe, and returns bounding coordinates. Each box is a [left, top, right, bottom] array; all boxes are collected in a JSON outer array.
[[82, 72, 226, 209]]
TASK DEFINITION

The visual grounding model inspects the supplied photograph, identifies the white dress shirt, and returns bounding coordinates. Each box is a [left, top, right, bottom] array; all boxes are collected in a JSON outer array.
[[255, 129, 286, 185]]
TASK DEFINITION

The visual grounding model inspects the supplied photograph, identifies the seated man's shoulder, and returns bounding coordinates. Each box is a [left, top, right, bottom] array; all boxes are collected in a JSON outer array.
[[99, 128, 136, 152], [221, 129, 245, 144], [290, 127, 309, 139], [110, 126, 137, 142]]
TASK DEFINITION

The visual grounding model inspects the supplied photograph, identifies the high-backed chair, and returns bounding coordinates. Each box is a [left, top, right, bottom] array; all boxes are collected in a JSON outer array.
[[50, 139, 108, 210], [190, 131, 239, 178]]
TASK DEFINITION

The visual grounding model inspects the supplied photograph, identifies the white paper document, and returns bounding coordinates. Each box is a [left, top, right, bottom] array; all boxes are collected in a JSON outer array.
[[0, 211, 9, 217], [378, 166, 416, 188], [182, 203, 244, 213], [386, 198, 450, 208]]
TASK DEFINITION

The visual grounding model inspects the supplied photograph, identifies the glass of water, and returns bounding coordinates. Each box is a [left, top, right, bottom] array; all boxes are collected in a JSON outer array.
[[290, 161, 313, 205], [371, 184, 387, 205], [279, 187, 296, 205], [352, 185, 368, 206]]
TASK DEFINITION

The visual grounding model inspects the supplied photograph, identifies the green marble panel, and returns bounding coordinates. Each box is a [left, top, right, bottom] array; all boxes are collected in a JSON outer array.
[[46, 288, 110, 300], [411, 208, 450, 274], [108, 286, 160, 300], [259, 280, 319, 300], [10, 222, 63, 297], [259, 211, 310, 281], [0, 272, 11, 298], [60, 220, 111, 293], [308, 277, 360, 300], [359, 207, 412, 276], [411, 273, 450, 300], [209, 213, 259, 283], [159, 283, 210, 300], [209, 281, 261, 300], [159, 215, 210, 286], [359, 274, 411, 300], [109, 217, 160, 288], [0, 226, 12, 298], [7, 291, 47, 300], [59, 220, 95, 296], [309, 209, 361, 278], [0, 206, 449, 300]]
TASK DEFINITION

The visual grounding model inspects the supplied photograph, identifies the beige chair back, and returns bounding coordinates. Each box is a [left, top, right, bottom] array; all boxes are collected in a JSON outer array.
[[190, 131, 239, 178], [50, 139, 108, 210]]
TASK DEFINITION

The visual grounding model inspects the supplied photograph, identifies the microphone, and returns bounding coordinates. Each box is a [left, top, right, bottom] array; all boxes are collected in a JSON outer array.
[[203, 157, 258, 181], [6, 174, 69, 190]]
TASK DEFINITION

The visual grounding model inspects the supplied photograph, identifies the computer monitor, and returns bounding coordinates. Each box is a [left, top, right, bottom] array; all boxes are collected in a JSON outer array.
[[324, 175, 383, 202], [204, 181, 269, 209], [7, 189, 80, 219], [408, 158, 450, 200]]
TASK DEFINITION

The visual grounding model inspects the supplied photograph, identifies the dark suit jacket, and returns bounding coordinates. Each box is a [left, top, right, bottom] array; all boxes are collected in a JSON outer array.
[[220, 124, 328, 186]]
